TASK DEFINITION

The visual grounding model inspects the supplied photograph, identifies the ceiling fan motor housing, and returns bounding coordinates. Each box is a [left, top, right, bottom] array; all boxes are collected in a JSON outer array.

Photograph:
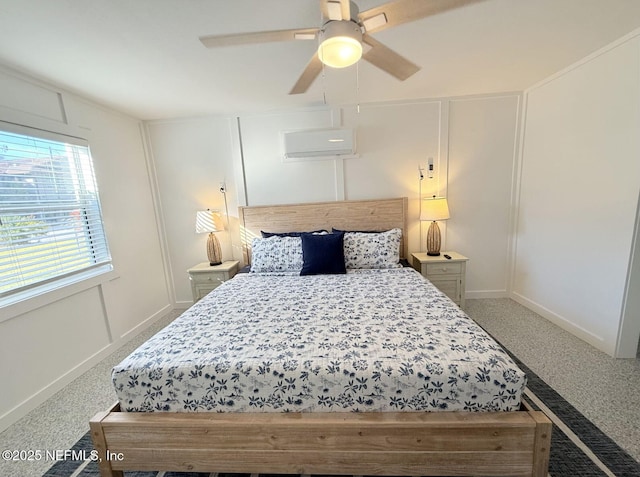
[[318, 20, 363, 68]]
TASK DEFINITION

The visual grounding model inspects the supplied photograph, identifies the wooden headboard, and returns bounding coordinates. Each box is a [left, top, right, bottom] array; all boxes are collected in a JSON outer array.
[[238, 197, 408, 265]]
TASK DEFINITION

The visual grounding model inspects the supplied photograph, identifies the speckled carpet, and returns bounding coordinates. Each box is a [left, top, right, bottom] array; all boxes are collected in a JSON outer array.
[[42, 348, 640, 477]]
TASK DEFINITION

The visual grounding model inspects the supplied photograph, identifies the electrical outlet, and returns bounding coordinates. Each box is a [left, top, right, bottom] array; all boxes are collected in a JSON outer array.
[[219, 182, 226, 193]]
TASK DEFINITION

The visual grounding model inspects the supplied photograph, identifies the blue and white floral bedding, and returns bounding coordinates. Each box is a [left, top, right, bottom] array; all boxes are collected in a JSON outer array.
[[112, 268, 526, 413]]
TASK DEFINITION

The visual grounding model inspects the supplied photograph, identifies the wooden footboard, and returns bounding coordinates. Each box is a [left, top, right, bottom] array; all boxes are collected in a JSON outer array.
[[90, 404, 551, 477]]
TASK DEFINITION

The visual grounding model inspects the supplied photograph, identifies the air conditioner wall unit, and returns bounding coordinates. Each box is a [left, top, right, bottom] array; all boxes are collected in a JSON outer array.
[[282, 128, 356, 160]]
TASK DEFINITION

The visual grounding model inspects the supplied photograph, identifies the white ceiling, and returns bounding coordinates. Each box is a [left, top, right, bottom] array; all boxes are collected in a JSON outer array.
[[1, 0, 639, 120]]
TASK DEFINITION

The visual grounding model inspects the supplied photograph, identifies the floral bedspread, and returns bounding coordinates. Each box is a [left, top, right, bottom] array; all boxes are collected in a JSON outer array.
[[112, 268, 526, 412]]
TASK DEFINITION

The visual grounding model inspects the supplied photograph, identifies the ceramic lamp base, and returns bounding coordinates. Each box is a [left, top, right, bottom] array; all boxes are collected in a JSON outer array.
[[426, 221, 442, 256], [207, 232, 222, 266]]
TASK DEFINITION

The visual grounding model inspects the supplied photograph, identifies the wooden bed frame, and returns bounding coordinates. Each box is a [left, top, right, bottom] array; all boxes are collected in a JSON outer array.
[[90, 197, 551, 477]]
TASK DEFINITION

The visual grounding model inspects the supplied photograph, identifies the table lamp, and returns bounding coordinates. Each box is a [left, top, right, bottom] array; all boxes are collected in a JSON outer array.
[[420, 196, 450, 256], [195, 209, 224, 266]]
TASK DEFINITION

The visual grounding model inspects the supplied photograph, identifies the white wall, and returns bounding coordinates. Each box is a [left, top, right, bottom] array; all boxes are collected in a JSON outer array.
[[513, 34, 640, 357], [145, 96, 521, 301], [0, 66, 171, 431], [447, 95, 521, 296], [239, 97, 520, 294], [341, 101, 443, 255], [342, 101, 442, 202], [145, 117, 241, 306], [241, 108, 339, 205]]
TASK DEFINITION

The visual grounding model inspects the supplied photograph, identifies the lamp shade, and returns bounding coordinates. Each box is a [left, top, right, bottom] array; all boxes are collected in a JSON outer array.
[[420, 197, 450, 222], [195, 210, 224, 233], [318, 20, 363, 68]]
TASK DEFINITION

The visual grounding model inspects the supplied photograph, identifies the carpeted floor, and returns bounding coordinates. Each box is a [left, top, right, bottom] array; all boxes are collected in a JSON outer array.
[[42, 351, 640, 477]]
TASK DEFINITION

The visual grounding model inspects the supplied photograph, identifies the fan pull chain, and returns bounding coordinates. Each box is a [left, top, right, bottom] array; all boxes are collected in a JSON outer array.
[[322, 62, 327, 105], [320, 6, 327, 105], [356, 60, 360, 114]]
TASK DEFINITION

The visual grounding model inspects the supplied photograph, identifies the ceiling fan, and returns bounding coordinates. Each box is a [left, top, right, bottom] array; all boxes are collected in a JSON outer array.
[[199, 0, 482, 95]]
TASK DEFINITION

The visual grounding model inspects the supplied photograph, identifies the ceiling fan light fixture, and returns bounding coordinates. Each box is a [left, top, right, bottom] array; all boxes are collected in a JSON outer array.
[[318, 20, 363, 68]]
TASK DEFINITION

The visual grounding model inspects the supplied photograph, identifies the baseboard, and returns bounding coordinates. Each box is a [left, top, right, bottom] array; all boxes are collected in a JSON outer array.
[[118, 304, 173, 341], [0, 304, 173, 433], [510, 292, 613, 356], [466, 290, 509, 299], [174, 300, 193, 310]]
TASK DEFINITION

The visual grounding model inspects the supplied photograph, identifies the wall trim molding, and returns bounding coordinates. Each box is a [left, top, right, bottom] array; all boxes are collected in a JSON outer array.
[[139, 122, 176, 306], [0, 304, 172, 433], [616, 189, 640, 358], [526, 27, 640, 95], [174, 300, 193, 310]]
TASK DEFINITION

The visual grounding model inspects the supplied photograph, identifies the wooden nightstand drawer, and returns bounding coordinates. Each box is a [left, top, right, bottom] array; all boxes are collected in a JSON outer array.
[[190, 272, 227, 285], [425, 262, 463, 276], [188, 260, 239, 302], [411, 252, 468, 308]]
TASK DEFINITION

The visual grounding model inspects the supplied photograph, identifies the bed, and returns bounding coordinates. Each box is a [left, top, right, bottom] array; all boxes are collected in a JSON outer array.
[[91, 197, 551, 477]]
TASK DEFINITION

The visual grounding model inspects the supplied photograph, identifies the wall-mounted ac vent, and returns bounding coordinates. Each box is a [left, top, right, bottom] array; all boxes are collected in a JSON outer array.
[[282, 128, 356, 161]]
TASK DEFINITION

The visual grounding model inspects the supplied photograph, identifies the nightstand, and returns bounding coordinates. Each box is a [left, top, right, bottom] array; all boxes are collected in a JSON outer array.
[[411, 252, 469, 308], [188, 260, 239, 302]]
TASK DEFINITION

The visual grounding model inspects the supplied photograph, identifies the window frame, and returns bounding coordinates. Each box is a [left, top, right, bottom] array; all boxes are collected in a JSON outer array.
[[0, 120, 114, 313]]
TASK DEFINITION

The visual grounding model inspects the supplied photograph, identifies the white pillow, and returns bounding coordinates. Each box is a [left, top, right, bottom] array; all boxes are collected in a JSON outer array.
[[343, 228, 402, 269], [250, 236, 303, 273]]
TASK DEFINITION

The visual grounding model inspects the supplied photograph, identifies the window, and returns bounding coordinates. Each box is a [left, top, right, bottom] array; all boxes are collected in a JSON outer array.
[[0, 122, 112, 302]]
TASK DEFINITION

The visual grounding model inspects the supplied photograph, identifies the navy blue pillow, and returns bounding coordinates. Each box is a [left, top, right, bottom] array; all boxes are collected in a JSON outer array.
[[300, 232, 346, 275]]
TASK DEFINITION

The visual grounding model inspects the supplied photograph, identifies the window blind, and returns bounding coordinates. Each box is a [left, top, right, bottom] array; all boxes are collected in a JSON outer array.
[[0, 123, 112, 299]]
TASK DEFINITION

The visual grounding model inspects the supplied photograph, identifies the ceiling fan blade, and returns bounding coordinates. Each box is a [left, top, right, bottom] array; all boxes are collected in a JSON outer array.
[[359, 0, 485, 33], [200, 28, 318, 48], [362, 34, 420, 81], [321, 0, 351, 20], [289, 53, 324, 95]]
